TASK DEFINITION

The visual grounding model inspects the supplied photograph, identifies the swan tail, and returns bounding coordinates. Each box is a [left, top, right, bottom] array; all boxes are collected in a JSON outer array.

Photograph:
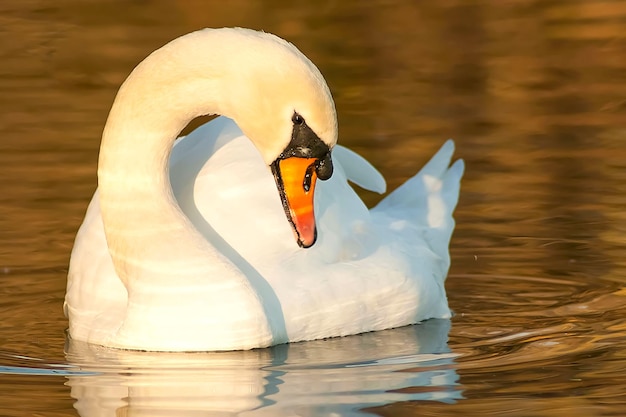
[[374, 139, 463, 213], [373, 140, 464, 264]]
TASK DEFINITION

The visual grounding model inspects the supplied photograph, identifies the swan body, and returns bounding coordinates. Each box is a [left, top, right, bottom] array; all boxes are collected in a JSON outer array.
[[65, 28, 464, 351]]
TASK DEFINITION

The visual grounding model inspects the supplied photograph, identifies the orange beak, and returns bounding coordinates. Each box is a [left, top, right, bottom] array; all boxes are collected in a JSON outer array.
[[271, 157, 319, 248]]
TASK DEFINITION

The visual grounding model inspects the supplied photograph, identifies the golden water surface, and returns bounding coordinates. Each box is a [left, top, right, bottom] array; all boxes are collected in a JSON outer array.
[[2, 0, 626, 416]]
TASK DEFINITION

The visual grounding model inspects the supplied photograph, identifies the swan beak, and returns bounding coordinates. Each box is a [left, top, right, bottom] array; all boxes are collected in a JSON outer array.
[[271, 157, 319, 248]]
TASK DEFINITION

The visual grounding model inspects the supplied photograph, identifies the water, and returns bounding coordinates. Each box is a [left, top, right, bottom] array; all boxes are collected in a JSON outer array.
[[2, 0, 626, 415]]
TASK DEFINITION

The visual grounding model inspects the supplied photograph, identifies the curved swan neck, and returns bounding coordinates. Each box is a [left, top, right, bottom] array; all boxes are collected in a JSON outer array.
[[100, 42, 223, 183], [97, 28, 336, 287], [97, 31, 240, 286]]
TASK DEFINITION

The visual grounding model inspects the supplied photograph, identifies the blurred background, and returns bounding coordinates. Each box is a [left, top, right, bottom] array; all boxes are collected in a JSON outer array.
[[1, 0, 626, 416]]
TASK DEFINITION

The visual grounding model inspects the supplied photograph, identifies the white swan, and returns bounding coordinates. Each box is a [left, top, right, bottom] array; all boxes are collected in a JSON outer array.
[[64, 27, 464, 351]]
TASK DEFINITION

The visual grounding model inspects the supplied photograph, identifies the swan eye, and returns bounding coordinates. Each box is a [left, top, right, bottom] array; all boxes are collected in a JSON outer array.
[[292, 113, 305, 125]]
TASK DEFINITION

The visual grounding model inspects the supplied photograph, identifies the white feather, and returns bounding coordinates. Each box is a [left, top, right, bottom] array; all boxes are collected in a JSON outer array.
[[64, 28, 463, 351]]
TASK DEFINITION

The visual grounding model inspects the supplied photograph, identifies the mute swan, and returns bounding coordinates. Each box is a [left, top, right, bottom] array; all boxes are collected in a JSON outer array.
[[64, 27, 464, 351]]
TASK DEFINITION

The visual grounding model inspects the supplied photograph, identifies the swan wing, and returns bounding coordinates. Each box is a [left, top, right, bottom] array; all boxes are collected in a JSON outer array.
[[332, 145, 386, 194]]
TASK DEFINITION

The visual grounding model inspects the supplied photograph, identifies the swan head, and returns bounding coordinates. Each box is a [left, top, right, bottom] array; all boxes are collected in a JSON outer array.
[[105, 28, 337, 249], [268, 112, 334, 248], [211, 28, 338, 248]]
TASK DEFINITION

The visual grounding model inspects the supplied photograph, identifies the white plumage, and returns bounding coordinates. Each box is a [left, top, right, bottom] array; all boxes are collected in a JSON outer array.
[[64, 28, 464, 351]]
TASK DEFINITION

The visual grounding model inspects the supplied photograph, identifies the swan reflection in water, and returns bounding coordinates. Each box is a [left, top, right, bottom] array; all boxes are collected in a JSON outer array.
[[65, 319, 461, 416]]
